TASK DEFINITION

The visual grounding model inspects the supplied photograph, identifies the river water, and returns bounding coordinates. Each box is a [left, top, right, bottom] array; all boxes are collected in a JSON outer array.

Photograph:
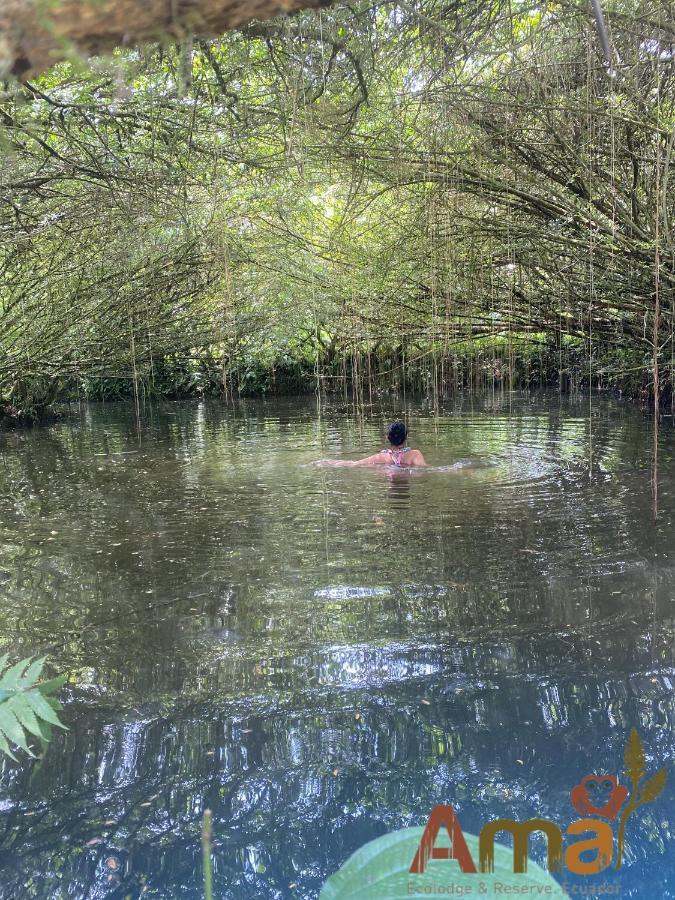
[[0, 394, 672, 899]]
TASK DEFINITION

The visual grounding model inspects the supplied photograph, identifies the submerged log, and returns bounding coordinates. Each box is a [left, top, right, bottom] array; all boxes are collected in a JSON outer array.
[[0, 0, 333, 77]]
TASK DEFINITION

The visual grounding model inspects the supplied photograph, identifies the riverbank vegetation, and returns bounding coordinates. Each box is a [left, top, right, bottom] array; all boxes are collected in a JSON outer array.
[[1, 0, 674, 422]]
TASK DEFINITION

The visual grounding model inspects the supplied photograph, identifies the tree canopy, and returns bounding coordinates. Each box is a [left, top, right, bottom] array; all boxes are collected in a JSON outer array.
[[1, 0, 673, 418]]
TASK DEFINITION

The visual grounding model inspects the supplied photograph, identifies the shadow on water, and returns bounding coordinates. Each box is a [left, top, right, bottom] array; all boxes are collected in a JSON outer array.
[[0, 393, 673, 898]]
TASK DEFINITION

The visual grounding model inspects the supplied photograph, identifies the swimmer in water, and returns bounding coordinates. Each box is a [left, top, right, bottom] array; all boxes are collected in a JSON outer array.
[[323, 421, 427, 468]]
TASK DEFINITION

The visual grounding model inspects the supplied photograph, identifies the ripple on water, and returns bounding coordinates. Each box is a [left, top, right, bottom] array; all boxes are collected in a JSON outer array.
[[313, 585, 393, 600]]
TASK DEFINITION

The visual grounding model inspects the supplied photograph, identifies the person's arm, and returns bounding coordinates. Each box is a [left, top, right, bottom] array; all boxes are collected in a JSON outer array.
[[409, 450, 427, 467], [322, 452, 388, 467], [351, 452, 389, 467]]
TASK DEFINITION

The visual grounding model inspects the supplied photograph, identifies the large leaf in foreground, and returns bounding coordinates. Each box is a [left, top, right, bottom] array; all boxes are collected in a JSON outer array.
[[319, 826, 565, 899]]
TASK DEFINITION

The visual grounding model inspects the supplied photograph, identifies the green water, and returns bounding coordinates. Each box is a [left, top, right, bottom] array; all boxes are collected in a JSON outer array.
[[0, 394, 673, 898]]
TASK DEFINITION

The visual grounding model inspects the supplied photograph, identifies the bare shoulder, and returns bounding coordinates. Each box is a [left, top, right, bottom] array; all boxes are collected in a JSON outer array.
[[363, 451, 391, 466], [409, 449, 427, 466], [347, 451, 388, 467]]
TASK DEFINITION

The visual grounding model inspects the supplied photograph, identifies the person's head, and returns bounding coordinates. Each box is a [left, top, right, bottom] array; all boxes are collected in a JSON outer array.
[[387, 420, 407, 447]]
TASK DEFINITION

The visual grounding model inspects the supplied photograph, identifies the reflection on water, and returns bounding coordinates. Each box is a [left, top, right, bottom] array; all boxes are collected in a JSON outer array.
[[0, 394, 673, 899]]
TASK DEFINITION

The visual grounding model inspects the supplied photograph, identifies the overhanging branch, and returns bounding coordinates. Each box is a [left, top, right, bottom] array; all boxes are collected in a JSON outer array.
[[0, 0, 334, 77]]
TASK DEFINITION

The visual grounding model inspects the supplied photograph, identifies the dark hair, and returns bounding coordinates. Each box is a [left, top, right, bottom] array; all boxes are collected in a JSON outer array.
[[387, 421, 407, 446]]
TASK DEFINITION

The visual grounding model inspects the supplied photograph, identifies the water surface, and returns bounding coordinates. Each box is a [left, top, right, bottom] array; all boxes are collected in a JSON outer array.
[[0, 394, 673, 898]]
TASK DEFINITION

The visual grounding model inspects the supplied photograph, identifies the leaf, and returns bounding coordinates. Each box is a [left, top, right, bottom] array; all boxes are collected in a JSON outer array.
[[38, 720, 54, 747], [6, 695, 48, 741], [44, 694, 64, 715], [638, 769, 667, 805], [0, 656, 67, 760], [25, 690, 67, 729], [37, 674, 68, 696], [0, 730, 17, 762], [0, 706, 34, 756], [318, 827, 561, 900], [624, 728, 646, 786], [19, 657, 47, 688], [0, 658, 30, 691]]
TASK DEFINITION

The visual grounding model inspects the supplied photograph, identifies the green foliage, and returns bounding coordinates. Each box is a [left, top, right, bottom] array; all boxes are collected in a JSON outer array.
[[0, 655, 67, 761], [319, 826, 561, 899], [1, 0, 673, 408]]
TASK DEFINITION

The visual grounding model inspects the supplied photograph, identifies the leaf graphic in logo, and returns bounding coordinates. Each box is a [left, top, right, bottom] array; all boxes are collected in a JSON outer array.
[[616, 730, 668, 870], [638, 769, 667, 804], [623, 728, 646, 787]]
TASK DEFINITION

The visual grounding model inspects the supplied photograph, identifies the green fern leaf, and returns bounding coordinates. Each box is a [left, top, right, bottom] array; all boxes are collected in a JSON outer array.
[[0, 706, 34, 756], [25, 689, 66, 728], [6, 695, 48, 741], [0, 658, 31, 691], [18, 657, 47, 688], [0, 655, 67, 761], [39, 720, 53, 746], [46, 695, 64, 714], [36, 673, 68, 695], [0, 730, 17, 762]]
